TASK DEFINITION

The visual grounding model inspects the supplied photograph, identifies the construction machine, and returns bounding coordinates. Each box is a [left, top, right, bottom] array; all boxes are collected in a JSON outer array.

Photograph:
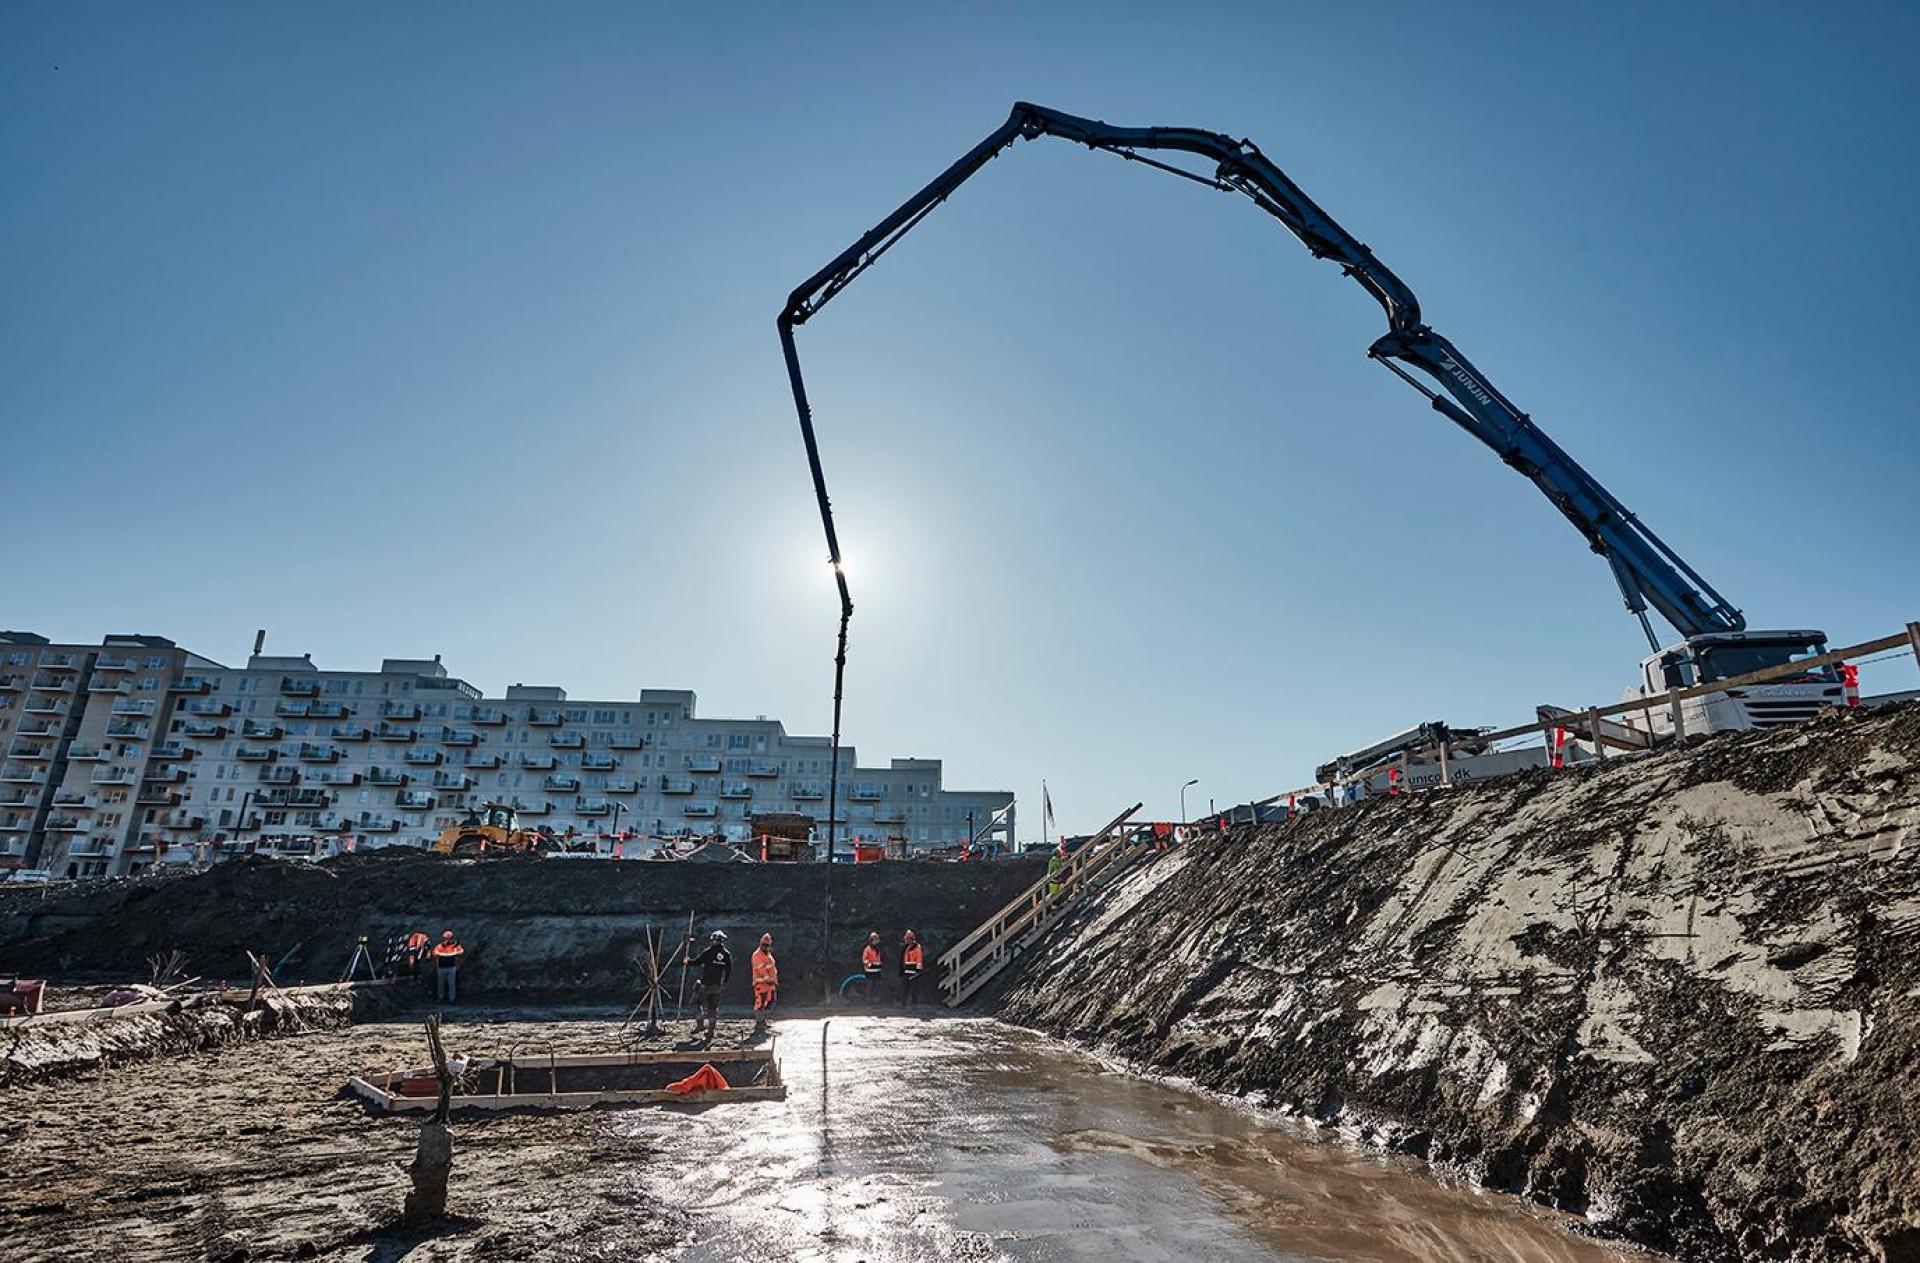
[[432, 803, 547, 857], [779, 103, 1842, 736]]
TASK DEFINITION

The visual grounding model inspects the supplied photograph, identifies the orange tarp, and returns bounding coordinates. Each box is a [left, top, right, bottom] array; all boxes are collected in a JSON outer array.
[[666, 1063, 731, 1094]]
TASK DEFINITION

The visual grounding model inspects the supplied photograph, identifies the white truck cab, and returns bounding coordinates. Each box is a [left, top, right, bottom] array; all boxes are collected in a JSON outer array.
[[1625, 629, 1844, 738]]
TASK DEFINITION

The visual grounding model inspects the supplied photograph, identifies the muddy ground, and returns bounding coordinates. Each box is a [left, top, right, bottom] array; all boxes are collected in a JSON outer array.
[[0, 1009, 1657, 1262], [0, 853, 1045, 1002], [997, 704, 1920, 1261]]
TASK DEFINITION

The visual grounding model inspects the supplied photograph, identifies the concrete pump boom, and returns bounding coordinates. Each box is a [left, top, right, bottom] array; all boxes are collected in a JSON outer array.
[[779, 101, 1752, 649]]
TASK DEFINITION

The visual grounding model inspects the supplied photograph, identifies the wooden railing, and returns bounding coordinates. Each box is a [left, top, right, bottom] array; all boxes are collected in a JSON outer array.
[[937, 803, 1141, 1007]]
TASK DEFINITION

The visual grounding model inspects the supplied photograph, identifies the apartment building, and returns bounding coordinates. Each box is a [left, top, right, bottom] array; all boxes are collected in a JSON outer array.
[[1, 630, 1014, 877]]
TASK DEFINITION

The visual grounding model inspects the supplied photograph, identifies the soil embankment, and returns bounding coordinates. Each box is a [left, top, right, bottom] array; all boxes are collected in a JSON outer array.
[[997, 705, 1920, 1262], [0, 854, 1044, 1002]]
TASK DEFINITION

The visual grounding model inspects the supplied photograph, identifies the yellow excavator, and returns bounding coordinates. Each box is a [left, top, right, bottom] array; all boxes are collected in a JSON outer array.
[[432, 803, 548, 857]]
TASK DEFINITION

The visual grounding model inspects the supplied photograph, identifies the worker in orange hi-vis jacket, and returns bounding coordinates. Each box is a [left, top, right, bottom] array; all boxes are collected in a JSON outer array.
[[751, 933, 779, 1028], [898, 930, 925, 1007]]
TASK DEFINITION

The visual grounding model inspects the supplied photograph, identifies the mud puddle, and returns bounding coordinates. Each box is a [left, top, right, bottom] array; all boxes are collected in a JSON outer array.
[[642, 1016, 1647, 1261]]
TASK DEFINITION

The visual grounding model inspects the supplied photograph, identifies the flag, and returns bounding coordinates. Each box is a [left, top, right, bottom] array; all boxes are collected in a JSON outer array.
[[1043, 782, 1056, 842]]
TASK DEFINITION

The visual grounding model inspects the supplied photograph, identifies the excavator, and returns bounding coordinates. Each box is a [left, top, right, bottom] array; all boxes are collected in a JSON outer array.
[[779, 103, 1844, 737], [432, 803, 548, 858]]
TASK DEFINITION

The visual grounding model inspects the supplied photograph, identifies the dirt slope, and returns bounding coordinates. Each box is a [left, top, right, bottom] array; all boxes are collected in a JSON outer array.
[[998, 705, 1920, 1262]]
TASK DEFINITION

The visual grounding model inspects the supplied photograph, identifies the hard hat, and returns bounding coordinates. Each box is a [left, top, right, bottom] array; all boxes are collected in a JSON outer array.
[[867, 931, 880, 941], [904, 930, 917, 940], [440, 930, 454, 940], [711, 930, 727, 941], [760, 933, 772, 945]]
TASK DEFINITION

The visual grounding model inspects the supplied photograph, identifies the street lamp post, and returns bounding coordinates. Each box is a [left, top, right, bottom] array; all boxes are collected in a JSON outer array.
[[609, 800, 626, 844], [1179, 778, 1198, 825]]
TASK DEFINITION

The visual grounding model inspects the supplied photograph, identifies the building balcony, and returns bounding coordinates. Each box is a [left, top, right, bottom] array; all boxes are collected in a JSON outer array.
[[429, 772, 472, 790], [549, 732, 585, 750], [511, 798, 551, 816], [259, 788, 329, 808], [297, 745, 341, 763], [402, 749, 443, 766], [135, 788, 182, 807], [442, 730, 480, 748], [258, 766, 300, 784], [182, 721, 227, 739], [38, 652, 79, 668], [526, 709, 563, 727], [543, 774, 581, 793], [143, 767, 189, 784], [169, 675, 213, 694], [368, 768, 410, 786], [661, 777, 696, 795], [63, 745, 106, 763], [306, 701, 350, 720], [313, 770, 362, 786], [93, 654, 136, 672], [605, 778, 640, 794], [22, 697, 68, 716], [519, 753, 557, 771], [51, 790, 94, 809], [88, 677, 130, 695], [747, 762, 781, 778], [791, 785, 825, 801], [238, 722, 280, 743], [0, 785, 34, 803], [2, 765, 49, 785], [470, 708, 508, 726], [687, 756, 721, 774], [0, 675, 22, 691], [104, 721, 150, 741], [45, 815, 87, 832], [89, 768, 135, 786], [683, 803, 717, 818], [720, 782, 752, 800], [875, 808, 909, 824], [280, 677, 320, 697], [360, 817, 401, 833], [396, 791, 437, 810], [236, 745, 277, 762], [160, 814, 207, 831], [6, 745, 51, 763], [609, 734, 645, 751], [375, 724, 418, 743], [849, 787, 883, 802], [29, 671, 74, 691], [581, 754, 617, 771], [332, 724, 372, 742], [462, 753, 503, 770], [576, 798, 613, 816], [379, 702, 422, 721], [16, 718, 63, 738], [180, 700, 231, 717], [151, 742, 195, 762]]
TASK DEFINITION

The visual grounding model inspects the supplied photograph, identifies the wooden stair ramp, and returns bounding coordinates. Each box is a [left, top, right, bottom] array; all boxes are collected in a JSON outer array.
[[937, 802, 1143, 1007]]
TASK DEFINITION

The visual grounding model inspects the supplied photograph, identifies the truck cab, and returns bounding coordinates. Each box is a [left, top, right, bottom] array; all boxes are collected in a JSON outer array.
[[1626, 630, 1842, 737]]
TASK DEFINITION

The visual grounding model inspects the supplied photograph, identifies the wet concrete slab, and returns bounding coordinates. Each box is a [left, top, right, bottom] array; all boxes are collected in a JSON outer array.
[[642, 1016, 1645, 1261]]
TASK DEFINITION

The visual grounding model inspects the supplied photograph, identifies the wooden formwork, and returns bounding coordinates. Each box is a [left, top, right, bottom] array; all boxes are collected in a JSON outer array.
[[349, 1045, 787, 1112]]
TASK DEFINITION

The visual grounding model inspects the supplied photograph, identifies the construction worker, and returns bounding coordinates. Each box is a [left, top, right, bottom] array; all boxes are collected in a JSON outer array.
[[683, 929, 732, 1040], [1045, 845, 1067, 901], [899, 930, 924, 1007], [751, 933, 778, 1028], [860, 931, 883, 1004], [431, 930, 464, 1003]]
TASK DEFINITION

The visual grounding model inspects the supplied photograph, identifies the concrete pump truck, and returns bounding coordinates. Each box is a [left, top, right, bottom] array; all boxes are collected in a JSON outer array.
[[778, 103, 1844, 738]]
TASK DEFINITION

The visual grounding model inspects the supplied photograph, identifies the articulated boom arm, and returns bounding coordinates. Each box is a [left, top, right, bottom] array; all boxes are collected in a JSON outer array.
[[780, 102, 1746, 643]]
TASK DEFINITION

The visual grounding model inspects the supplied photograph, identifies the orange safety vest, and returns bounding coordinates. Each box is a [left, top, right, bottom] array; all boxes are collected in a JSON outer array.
[[902, 943, 923, 974], [432, 940, 464, 964], [751, 948, 778, 989], [861, 944, 882, 973]]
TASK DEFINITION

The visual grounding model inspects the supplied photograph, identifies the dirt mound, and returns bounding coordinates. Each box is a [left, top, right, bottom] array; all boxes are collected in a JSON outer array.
[[998, 704, 1920, 1261]]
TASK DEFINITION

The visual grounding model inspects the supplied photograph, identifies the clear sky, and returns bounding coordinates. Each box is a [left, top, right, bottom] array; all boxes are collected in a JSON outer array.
[[5, 3, 1917, 835]]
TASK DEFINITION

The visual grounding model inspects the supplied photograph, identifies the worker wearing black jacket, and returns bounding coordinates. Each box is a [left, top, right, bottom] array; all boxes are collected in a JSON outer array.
[[684, 930, 732, 1040]]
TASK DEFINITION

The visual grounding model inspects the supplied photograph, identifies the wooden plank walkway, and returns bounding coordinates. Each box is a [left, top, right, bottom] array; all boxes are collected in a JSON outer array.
[[937, 803, 1143, 1007]]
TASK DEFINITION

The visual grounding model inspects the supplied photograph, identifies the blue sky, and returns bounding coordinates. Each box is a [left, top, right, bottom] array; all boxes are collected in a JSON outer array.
[[5, 3, 1916, 834]]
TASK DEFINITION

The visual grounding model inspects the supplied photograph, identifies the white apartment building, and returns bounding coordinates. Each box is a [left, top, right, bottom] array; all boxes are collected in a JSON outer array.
[[1, 630, 1014, 878]]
